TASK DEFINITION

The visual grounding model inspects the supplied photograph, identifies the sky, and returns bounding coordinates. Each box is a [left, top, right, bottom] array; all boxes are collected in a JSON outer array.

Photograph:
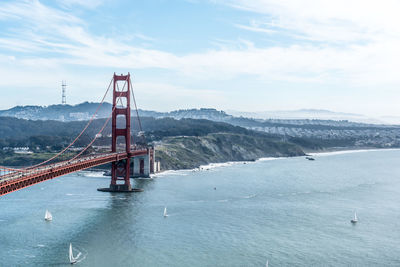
[[0, 0, 400, 116]]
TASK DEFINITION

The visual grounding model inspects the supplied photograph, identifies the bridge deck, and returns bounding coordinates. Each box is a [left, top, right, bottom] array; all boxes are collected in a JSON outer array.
[[0, 150, 148, 196]]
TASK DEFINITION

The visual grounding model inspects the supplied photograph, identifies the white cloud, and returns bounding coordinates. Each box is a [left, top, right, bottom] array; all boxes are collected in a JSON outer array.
[[1, 0, 398, 87], [1, 0, 400, 115], [0, 0, 82, 25], [57, 0, 104, 9], [223, 0, 400, 45]]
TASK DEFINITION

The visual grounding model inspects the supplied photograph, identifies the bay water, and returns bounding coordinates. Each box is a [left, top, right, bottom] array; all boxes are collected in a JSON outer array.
[[1, 149, 400, 266]]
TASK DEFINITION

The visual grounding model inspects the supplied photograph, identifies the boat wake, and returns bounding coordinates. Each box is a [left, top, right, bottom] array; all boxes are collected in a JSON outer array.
[[187, 200, 205, 203], [24, 254, 36, 258], [242, 194, 257, 199], [78, 171, 105, 177], [153, 170, 191, 178], [70, 244, 88, 264], [65, 193, 84, 196]]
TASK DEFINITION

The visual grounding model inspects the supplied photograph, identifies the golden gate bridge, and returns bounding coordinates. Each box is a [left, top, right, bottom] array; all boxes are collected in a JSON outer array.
[[0, 73, 155, 196]]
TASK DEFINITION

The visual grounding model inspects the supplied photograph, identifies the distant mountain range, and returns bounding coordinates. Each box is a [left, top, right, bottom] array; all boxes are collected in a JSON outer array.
[[0, 102, 113, 121], [1, 103, 397, 125], [0, 102, 232, 122], [226, 109, 388, 124], [1, 102, 400, 156]]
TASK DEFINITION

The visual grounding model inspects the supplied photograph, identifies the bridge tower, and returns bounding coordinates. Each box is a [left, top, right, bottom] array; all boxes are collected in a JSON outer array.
[[99, 73, 135, 192], [111, 73, 132, 191]]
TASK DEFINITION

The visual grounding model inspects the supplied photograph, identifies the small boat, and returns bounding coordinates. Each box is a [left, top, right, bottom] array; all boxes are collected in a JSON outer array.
[[351, 212, 358, 223], [266, 260, 269, 267], [44, 210, 52, 221], [163, 207, 168, 217], [305, 157, 315, 161], [69, 243, 81, 264]]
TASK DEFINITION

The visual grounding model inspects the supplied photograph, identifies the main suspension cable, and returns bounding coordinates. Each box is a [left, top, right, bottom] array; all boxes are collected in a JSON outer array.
[[130, 77, 147, 145], [70, 78, 128, 161], [22, 77, 114, 171]]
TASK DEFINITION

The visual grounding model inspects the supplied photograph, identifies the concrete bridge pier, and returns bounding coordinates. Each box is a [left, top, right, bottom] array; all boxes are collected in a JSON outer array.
[[132, 148, 154, 178]]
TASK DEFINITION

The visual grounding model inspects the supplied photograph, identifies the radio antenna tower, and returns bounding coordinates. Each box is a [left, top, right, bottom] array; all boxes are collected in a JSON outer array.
[[62, 80, 67, 105]]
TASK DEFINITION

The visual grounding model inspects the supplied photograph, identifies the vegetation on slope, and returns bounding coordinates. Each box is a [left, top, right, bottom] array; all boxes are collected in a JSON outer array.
[[0, 116, 309, 169], [155, 133, 304, 170]]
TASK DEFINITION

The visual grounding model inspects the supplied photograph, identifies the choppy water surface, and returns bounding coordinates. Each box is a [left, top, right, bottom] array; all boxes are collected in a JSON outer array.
[[1, 149, 400, 266]]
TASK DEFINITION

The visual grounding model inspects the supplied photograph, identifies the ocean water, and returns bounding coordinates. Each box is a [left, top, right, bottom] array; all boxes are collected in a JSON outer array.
[[1, 149, 400, 266]]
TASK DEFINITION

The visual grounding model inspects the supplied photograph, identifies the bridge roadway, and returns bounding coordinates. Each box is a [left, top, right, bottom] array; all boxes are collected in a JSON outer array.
[[0, 149, 148, 196]]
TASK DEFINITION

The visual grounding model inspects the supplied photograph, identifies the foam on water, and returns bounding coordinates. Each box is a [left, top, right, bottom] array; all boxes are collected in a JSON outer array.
[[154, 158, 273, 178], [242, 194, 257, 199], [152, 169, 192, 178], [199, 161, 251, 170], [257, 157, 287, 162], [78, 171, 105, 177]]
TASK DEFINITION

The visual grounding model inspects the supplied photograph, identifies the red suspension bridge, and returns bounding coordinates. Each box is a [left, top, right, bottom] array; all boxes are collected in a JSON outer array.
[[0, 73, 155, 197]]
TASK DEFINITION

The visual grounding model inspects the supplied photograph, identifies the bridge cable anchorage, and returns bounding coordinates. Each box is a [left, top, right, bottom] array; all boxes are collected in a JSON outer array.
[[17, 78, 114, 172]]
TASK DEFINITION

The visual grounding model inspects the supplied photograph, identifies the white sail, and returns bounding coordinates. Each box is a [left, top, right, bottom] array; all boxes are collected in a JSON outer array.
[[69, 243, 77, 264], [351, 211, 358, 223], [163, 207, 168, 217], [44, 210, 52, 221]]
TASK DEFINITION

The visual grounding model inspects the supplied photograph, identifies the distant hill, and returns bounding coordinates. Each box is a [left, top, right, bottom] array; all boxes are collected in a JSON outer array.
[[0, 102, 382, 124], [0, 103, 233, 122], [226, 109, 385, 124], [0, 116, 306, 169], [2, 103, 400, 148], [156, 133, 304, 170], [3, 102, 399, 125], [1, 110, 400, 169], [0, 102, 113, 121]]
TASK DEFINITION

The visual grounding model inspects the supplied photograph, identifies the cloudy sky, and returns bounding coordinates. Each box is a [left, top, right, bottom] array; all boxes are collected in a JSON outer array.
[[0, 0, 399, 116]]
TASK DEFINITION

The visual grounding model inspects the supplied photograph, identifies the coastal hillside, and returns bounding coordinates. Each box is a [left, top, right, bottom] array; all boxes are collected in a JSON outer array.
[[1, 114, 400, 169], [0, 116, 306, 169], [155, 133, 304, 170], [2, 103, 400, 150]]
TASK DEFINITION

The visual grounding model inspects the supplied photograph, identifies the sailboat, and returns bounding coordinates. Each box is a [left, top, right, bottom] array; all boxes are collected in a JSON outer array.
[[163, 207, 168, 217], [69, 243, 81, 264], [266, 260, 269, 267], [351, 211, 358, 223], [44, 210, 52, 221]]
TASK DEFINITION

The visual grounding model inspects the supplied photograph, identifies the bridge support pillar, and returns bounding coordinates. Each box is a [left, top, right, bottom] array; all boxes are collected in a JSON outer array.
[[132, 150, 150, 178]]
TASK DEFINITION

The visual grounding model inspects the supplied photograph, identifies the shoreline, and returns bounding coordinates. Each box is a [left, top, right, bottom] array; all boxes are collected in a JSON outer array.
[[151, 147, 400, 177], [307, 147, 400, 156], [6, 147, 400, 178]]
